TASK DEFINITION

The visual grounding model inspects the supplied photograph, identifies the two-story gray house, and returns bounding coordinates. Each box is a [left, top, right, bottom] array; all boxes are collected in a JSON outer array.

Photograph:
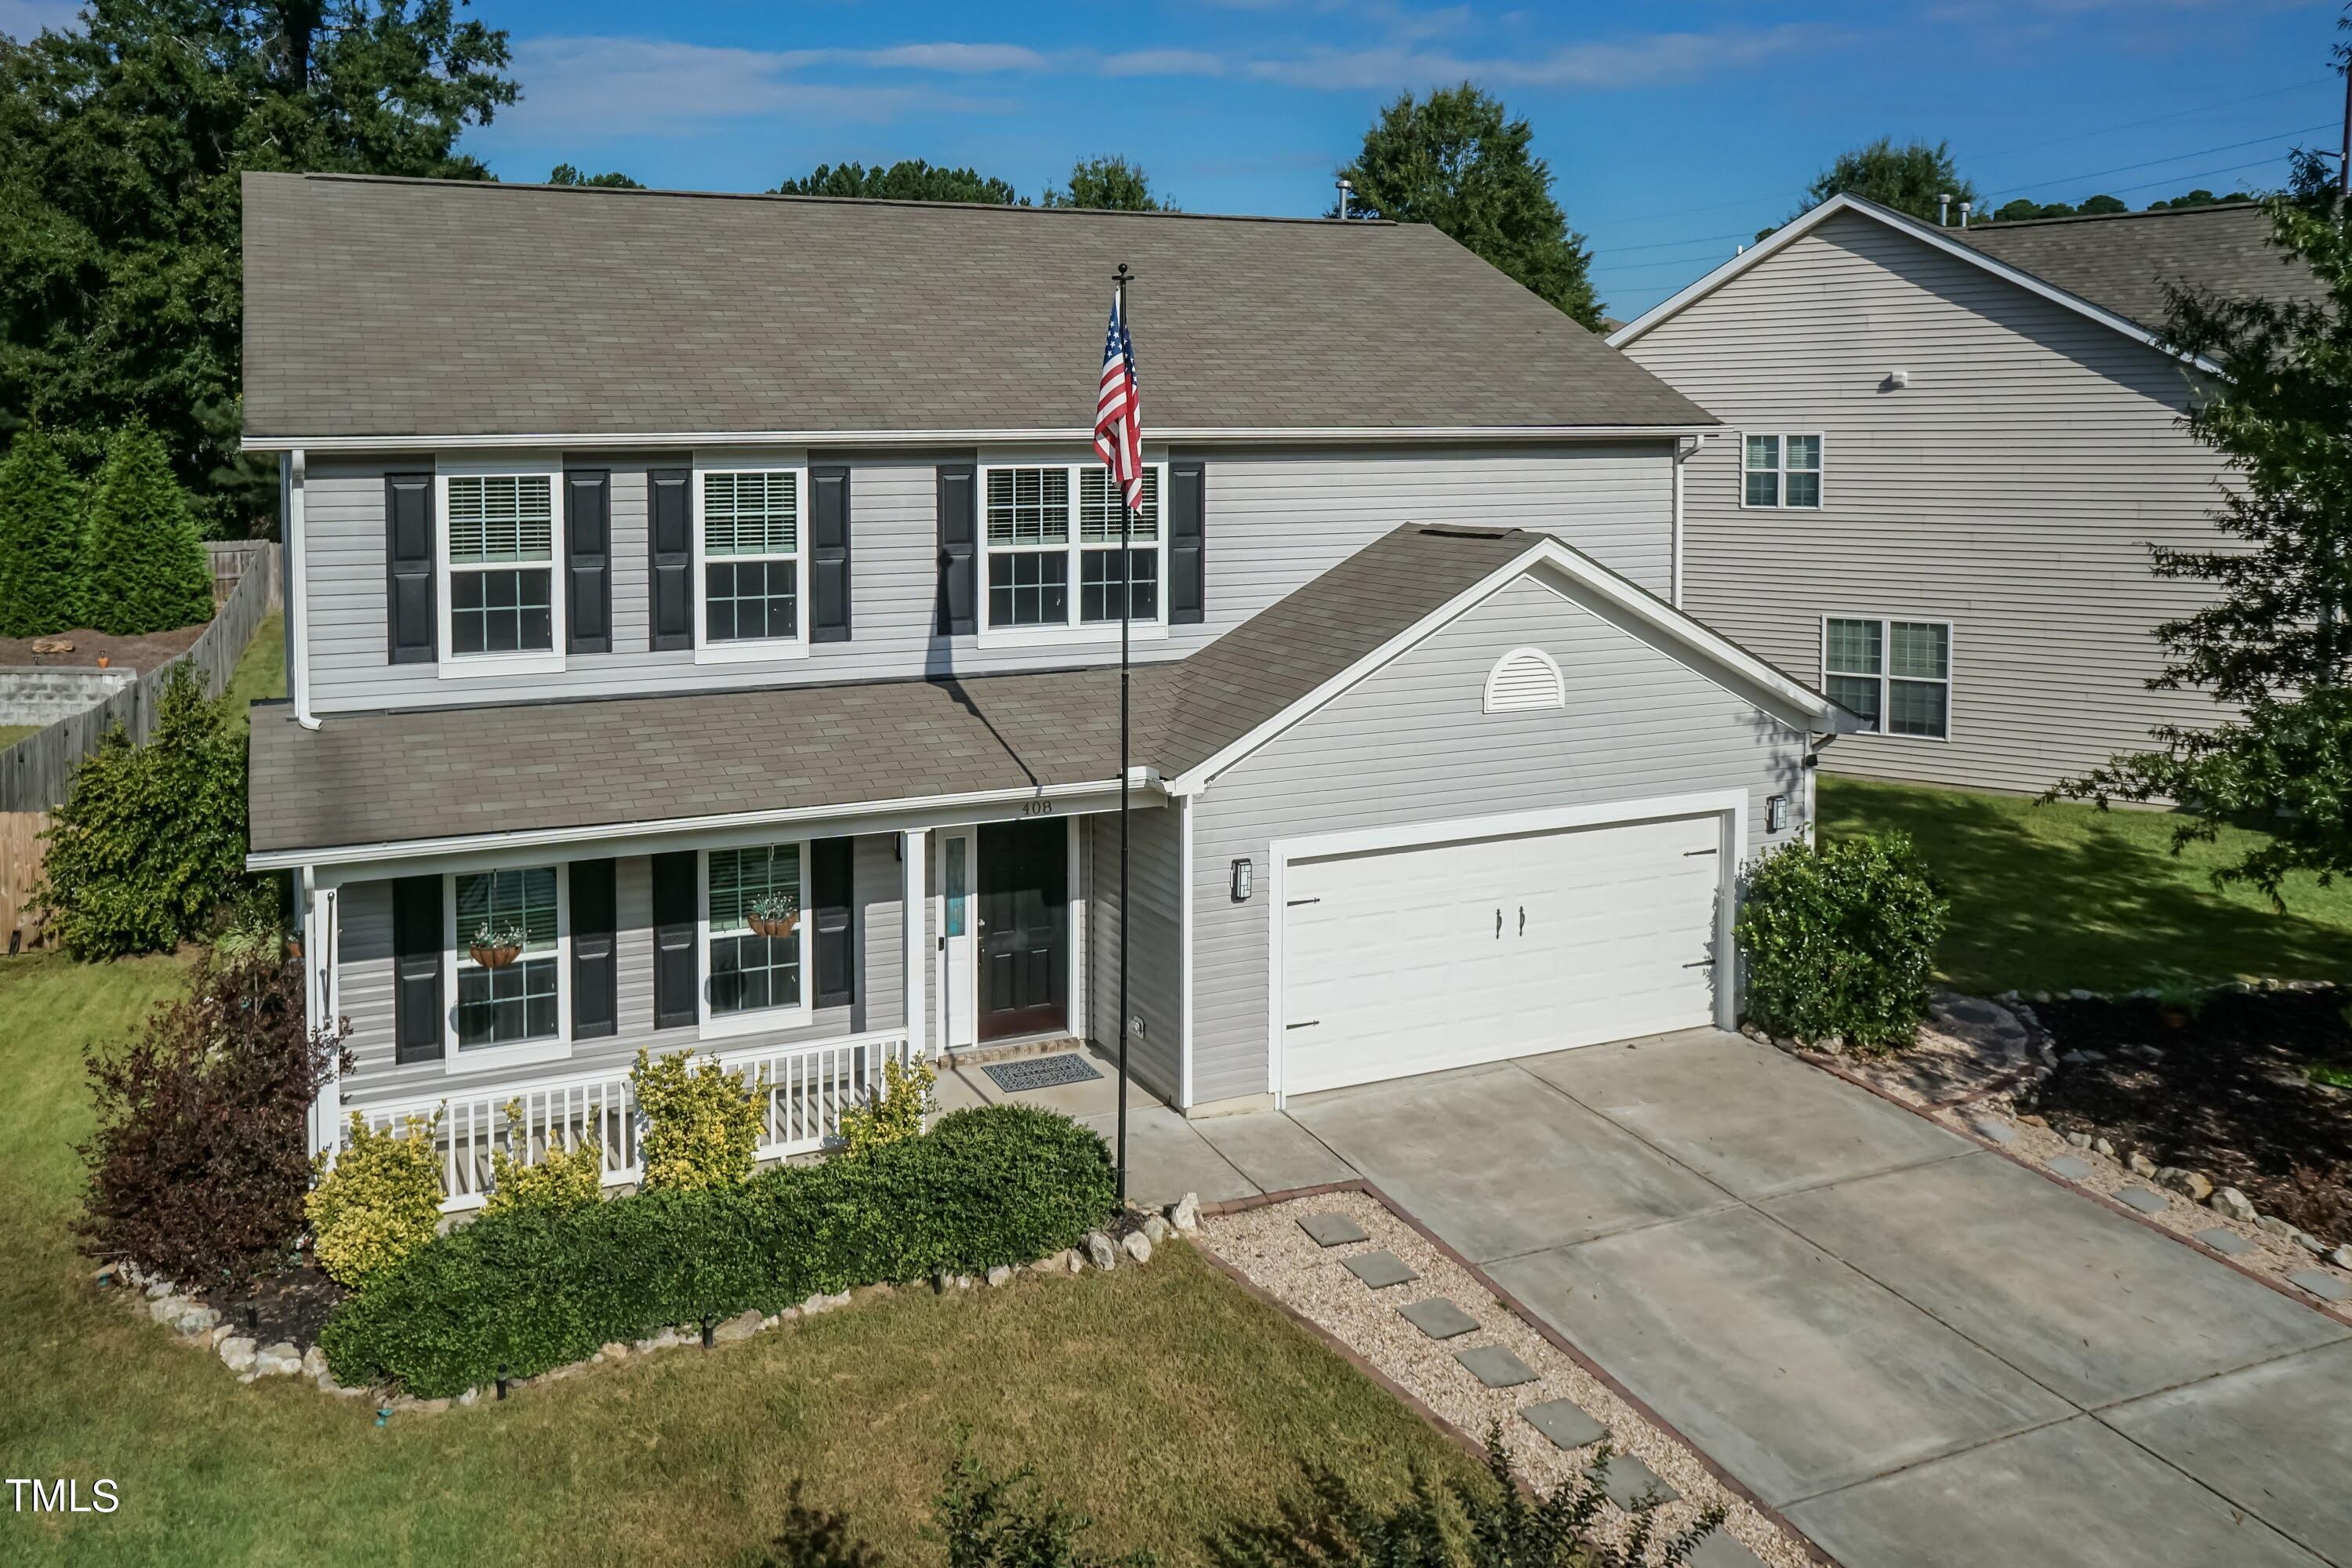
[[243, 172, 1854, 1205], [1609, 194, 2321, 796]]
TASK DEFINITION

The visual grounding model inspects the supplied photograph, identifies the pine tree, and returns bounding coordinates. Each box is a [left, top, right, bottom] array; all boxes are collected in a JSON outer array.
[[80, 425, 215, 635], [0, 426, 85, 636]]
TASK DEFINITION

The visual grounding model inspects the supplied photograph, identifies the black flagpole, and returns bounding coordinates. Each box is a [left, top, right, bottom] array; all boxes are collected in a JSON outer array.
[[1113, 260, 1133, 1209]]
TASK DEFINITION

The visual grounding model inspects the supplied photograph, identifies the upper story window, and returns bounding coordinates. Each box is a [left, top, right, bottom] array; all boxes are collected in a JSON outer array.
[[979, 460, 1166, 645], [441, 467, 564, 676], [694, 462, 809, 664], [448, 864, 568, 1069], [1744, 434, 1822, 509], [1824, 616, 1951, 739]]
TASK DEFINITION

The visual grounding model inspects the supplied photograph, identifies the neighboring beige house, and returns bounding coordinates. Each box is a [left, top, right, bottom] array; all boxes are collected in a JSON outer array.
[[1610, 194, 2324, 797]]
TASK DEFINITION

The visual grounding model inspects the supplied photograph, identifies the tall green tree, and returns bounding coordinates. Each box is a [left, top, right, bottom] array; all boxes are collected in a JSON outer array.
[[546, 162, 641, 188], [1334, 84, 1601, 329], [80, 424, 215, 634], [1042, 155, 1171, 211], [2052, 147, 2352, 901], [1800, 138, 1976, 224], [0, 0, 517, 537], [772, 160, 1024, 205], [0, 426, 85, 636]]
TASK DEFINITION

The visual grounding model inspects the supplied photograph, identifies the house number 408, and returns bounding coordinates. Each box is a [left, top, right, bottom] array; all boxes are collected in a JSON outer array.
[[1020, 800, 1056, 817]]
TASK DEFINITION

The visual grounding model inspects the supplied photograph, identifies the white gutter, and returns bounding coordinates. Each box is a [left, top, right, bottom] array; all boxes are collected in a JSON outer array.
[[287, 449, 318, 729], [242, 424, 1718, 456], [246, 776, 1164, 874], [1670, 433, 1704, 608]]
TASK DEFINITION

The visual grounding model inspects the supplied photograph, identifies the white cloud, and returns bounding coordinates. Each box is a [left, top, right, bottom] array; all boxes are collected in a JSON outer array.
[[1239, 24, 1839, 91], [856, 42, 1051, 73], [503, 36, 1007, 134], [1101, 48, 1231, 78]]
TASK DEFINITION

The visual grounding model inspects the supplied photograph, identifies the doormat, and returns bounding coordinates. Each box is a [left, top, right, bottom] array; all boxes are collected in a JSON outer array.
[[980, 1054, 1104, 1093]]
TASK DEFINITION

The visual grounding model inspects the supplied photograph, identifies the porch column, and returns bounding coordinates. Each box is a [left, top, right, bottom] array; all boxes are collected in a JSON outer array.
[[301, 871, 343, 1163], [901, 828, 927, 1062]]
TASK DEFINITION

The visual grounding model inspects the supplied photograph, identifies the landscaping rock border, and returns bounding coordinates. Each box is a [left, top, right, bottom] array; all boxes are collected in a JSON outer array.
[[1201, 1189, 1816, 1568]]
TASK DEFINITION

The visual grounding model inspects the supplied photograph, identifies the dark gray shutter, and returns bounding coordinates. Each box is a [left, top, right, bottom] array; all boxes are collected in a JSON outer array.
[[935, 463, 976, 636], [651, 851, 697, 1029], [648, 468, 694, 652], [564, 470, 612, 655], [810, 464, 851, 643], [570, 858, 617, 1039], [1169, 459, 1206, 626], [811, 837, 855, 1008], [390, 874, 443, 1064], [385, 472, 436, 663]]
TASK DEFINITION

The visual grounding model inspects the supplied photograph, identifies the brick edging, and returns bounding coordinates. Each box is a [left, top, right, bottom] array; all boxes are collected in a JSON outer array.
[[1798, 1052, 2352, 1334], [1200, 1181, 1841, 1568]]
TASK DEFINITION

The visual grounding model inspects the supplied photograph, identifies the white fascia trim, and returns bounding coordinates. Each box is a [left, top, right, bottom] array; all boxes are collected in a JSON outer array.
[[1606, 193, 2227, 377], [249, 778, 1160, 875], [242, 424, 1719, 456], [1161, 538, 1857, 797]]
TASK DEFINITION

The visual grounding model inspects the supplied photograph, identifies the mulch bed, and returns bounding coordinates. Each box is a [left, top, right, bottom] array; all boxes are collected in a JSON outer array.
[[2031, 989, 2352, 1247], [198, 1264, 345, 1348], [0, 622, 207, 671]]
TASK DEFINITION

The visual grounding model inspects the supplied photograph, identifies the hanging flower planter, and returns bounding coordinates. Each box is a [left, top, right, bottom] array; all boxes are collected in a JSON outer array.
[[747, 892, 800, 941], [469, 918, 527, 970]]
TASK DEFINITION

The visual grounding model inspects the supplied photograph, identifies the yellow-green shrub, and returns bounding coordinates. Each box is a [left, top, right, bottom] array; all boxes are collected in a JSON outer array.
[[632, 1049, 764, 1190], [837, 1055, 935, 1158], [307, 1112, 444, 1287], [484, 1102, 604, 1218]]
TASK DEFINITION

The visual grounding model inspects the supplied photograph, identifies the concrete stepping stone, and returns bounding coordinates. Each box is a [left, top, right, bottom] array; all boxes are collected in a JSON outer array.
[[2195, 1227, 2256, 1258], [2043, 1155, 2095, 1181], [1688, 1531, 1769, 1567], [1971, 1118, 2017, 1145], [1454, 1344, 1537, 1388], [2114, 1186, 2169, 1214], [1521, 1396, 1609, 1450], [1341, 1250, 1418, 1289], [1397, 1298, 1479, 1340], [1601, 1452, 1680, 1510], [2288, 1269, 2350, 1302], [1298, 1212, 1369, 1247]]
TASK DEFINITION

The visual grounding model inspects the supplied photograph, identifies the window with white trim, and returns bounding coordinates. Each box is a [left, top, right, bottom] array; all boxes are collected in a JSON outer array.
[[706, 843, 808, 1021], [696, 466, 807, 657], [452, 866, 562, 1051], [1744, 434, 1822, 508], [445, 474, 557, 657], [1824, 617, 1950, 738], [980, 461, 1165, 637]]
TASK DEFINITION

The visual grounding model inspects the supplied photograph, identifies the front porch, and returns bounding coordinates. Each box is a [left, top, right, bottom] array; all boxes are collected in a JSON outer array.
[[292, 792, 1177, 1209]]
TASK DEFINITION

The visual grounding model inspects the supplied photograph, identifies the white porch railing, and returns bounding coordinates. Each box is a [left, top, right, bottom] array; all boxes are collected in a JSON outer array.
[[352, 1033, 904, 1212]]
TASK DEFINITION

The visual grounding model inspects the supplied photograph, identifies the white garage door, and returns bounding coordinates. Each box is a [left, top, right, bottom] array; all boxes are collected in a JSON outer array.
[[1279, 813, 1726, 1096]]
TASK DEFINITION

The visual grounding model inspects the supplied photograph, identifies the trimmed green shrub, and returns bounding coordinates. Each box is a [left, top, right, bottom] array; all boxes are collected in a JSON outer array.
[[0, 426, 86, 637], [634, 1047, 764, 1189], [320, 1103, 1116, 1396], [79, 423, 213, 636], [308, 1112, 446, 1287], [1737, 833, 1949, 1054], [38, 661, 249, 958], [837, 1054, 936, 1158], [484, 1103, 604, 1219]]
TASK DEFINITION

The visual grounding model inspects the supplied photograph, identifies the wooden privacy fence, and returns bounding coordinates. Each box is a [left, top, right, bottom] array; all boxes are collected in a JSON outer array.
[[0, 544, 281, 946]]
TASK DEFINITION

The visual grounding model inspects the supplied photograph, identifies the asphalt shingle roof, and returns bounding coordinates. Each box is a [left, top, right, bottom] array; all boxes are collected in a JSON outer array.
[[1955, 202, 2329, 333], [247, 525, 1551, 856], [241, 172, 1712, 441]]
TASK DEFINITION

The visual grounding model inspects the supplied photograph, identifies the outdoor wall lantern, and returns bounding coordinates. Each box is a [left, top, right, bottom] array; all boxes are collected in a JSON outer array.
[[1231, 858, 1254, 902], [1766, 795, 1789, 834]]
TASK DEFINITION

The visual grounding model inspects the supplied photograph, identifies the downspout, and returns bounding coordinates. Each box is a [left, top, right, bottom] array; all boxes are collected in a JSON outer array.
[[1671, 433, 1704, 608], [288, 448, 320, 729]]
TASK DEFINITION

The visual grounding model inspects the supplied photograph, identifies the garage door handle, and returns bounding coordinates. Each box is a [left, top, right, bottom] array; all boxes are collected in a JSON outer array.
[[1287, 897, 1321, 906], [1684, 848, 1718, 857], [1683, 959, 1715, 968], [1518, 905, 1526, 935], [1286, 1019, 1319, 1029]]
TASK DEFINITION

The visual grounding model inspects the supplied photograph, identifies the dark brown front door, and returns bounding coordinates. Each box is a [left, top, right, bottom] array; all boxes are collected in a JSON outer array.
[[978, 818, 1067, 1041]]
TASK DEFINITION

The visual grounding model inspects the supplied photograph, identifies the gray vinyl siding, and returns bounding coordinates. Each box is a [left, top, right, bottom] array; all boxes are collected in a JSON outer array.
[[301, 445, 1674, 713], [335, 833, 905, 1112], [1083, 808, 1183, 1102], [1621, 209, 2235, 796], [1189, 575, 1810, 1108]]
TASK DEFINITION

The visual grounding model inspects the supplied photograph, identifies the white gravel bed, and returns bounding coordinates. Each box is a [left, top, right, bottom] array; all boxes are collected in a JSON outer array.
[[1201, 1190, 1813, 1568]]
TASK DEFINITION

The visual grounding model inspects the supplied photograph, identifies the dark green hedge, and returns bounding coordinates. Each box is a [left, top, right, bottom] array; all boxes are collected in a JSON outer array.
[[320, 1103, 1116, 1397]]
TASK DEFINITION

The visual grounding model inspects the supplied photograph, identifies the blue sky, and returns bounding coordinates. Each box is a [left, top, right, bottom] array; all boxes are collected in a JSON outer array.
[[6, 0, 2346, 315]]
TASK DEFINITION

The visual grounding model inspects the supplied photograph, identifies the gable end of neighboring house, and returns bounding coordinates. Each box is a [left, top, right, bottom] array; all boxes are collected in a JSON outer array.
[[1608, 196, 2256, 797]]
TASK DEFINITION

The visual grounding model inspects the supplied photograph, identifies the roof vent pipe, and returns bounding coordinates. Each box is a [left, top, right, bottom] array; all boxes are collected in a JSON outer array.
[[1959, 201, 1971, 230], [1335, 176, 1352, 220], [1937, 192, 1951, 227]]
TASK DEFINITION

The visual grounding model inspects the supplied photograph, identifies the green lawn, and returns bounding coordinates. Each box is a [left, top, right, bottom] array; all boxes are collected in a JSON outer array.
[[0, 724, 38, 749], [223, 612, 285, 733], [0, 938, 1468, 1566], [1819, 775, 2352, 995]]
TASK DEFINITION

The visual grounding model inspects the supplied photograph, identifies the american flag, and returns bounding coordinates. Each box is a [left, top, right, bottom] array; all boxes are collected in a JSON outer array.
[[1093, 288, 1144, 515]]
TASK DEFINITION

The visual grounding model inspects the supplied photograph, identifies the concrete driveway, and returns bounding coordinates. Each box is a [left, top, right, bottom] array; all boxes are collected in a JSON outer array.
[[1073, 1029, 2352, 1568]]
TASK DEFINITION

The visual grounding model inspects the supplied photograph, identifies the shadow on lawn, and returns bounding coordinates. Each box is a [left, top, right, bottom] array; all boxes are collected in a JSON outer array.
[[1827, 785, 2352, 993]]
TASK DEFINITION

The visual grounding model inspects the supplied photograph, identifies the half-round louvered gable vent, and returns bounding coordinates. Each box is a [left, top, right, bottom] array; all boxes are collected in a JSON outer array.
[[1483, 647, 1566, 714]]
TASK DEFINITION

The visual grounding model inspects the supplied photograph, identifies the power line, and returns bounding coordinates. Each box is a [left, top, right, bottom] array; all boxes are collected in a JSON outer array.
[[1968, 77, 2337, 163], [1981, 122, 2336, 199], [1589, 229, 1755, 259]]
